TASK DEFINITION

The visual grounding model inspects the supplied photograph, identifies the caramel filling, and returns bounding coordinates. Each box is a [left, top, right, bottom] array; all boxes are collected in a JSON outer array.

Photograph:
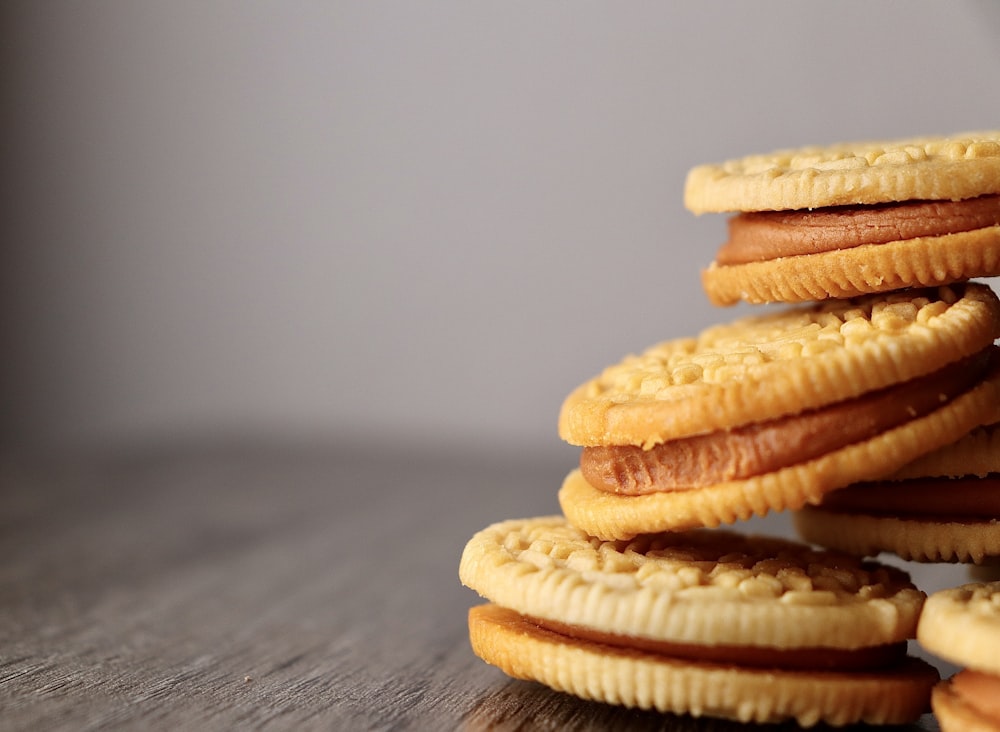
[[581, 349, 993, 495], [717, 194, 1000, 266], [950, 669, 1000, 720], [529, 615, 907, 671], [818, 475, 1000, 520]]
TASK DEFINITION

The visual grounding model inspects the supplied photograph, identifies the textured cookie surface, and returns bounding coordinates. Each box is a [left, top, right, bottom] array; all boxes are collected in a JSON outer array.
[[701, 227, 1000, 305], [469, 604, 938, 727], [559, 285, 1000, 449], [918, 582, 1000, 675], [685, 130, 1000, 214], [560, 363, 1000, 537], [460, 516, 924, 650], [892, 422, 1000, 480]]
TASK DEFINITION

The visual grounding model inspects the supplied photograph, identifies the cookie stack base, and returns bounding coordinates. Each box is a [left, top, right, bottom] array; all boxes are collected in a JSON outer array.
[[470, 604, 937, 727]]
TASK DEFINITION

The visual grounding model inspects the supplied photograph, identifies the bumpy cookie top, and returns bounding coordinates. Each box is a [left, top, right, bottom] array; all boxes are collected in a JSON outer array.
[[460, 516, 924, 650], [918, 582, 1000, 674], [559, 284, 1000, 448], [685, 130, 1000, 214]]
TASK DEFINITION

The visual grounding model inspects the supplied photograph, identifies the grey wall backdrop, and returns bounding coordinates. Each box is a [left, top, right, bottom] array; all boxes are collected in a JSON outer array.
[[5, 2, 1000, 455]]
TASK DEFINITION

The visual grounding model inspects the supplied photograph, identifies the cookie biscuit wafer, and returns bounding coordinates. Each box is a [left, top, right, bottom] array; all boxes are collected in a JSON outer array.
[[684, 131, 1000, 304], [931, 683, 999, 732], [794, 423, 1000, 564], [470, 606, 936, 728], [893, 418, 1000, 480], [460, 517, 937, 726], [918, 582, 1000, 731], [560, 285, 999, 449], [558, 285, 1000, 538], [685, 132, 1000, 214]]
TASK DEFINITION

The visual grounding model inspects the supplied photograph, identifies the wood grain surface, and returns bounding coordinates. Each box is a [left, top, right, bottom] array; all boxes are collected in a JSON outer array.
[[0, 442, 945, 730]]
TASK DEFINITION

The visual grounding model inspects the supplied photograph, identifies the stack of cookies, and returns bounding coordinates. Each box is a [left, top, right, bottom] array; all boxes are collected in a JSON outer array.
[[460, 131, 1000, 726]]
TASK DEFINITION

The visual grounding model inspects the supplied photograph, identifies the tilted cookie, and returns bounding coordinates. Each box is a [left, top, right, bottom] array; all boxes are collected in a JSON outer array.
[[794, 422, 1000, 563], [917, 582, 1000, 731], [460, 517, 937, 726], [558, 284, 1000, 539], [684, 131, 1000, 305]]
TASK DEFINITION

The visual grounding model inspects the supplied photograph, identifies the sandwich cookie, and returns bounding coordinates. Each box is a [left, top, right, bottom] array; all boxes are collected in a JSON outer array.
[[460, 517, 938, 726], [559, 284, 1000, 540], [794, 422, 1000, 563], [684, 131, 1000, 305], [918, 582, 1000, 731]]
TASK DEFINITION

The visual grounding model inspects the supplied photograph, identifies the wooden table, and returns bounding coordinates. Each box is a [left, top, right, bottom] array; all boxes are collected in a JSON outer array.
[[1, 442, 947, 730]]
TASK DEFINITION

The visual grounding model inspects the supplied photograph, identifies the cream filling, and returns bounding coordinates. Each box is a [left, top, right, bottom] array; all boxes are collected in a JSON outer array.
[[528, 614, 907, 671], [717, 194, 1000, 265]]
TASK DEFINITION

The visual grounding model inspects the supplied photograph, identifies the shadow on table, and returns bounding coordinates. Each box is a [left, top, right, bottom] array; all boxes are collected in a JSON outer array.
[[459, 679, 937, 732]]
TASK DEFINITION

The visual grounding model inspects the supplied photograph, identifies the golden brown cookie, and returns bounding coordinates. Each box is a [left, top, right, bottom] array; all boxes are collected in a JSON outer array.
[[918, 582, 1000, 675], [931, 681, 1000, 732], [558, 285, 1000, 538], [460, 517, 937, 726], [684, 131, 1000, 304], [685, 132, 1000, 214], [793, 423, 1000, 563], [918, 582, 1000, 731]]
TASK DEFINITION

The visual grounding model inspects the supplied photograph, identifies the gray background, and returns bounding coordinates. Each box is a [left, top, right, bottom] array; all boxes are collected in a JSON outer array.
[[5, 1, 1000, 456]]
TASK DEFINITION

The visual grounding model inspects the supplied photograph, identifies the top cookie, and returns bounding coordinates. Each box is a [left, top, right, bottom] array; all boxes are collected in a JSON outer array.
[[685, 131, 1000, 214]]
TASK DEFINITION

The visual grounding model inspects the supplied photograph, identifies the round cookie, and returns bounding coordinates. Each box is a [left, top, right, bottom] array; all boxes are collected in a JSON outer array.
[[685, 132, 1000, 214], [560, 285, 999, 449], [793, 423, 1000, 564], [918, 582, 1000, 731], [460, 517, 938, 726], [683, 131, 1000, 305], [558, 285, 1000, 539]]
